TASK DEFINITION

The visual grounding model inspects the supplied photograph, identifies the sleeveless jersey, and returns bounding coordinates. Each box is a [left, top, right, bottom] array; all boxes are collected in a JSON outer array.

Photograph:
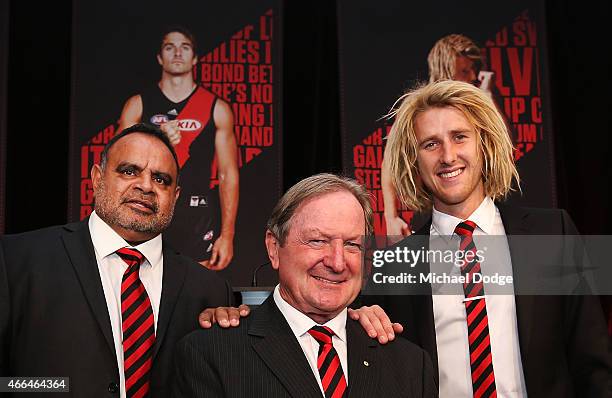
[[140, 85, 220, 261]]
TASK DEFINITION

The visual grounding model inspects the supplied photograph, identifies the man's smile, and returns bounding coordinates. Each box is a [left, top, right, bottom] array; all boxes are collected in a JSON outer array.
[[438, 167, 465, 179]]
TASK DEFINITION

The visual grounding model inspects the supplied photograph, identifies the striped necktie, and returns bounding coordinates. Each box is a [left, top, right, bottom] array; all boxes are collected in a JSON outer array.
[[116, 247, 155, 398], [308, 326, 347, 398], [455, 221, 497, 398]]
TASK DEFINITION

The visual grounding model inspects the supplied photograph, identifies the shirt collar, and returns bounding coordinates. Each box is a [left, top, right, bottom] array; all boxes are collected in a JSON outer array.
[[273, 285, 347, 343], [88, 210, 163, 267], [432, 196, 496, 236]]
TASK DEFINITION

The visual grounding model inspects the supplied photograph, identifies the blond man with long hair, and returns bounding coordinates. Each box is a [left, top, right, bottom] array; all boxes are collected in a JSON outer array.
[[371, 80, 610, 397], [385, 80, 518, 215], [383, 34, 497, 236]]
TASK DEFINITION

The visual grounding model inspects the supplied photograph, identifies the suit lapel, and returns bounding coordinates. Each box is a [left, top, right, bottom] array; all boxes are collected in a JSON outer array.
[[414, 220, 440, 378], [61, 220, 116, 361], [497, 203, 534, 362], [345, 320, 379, 397], [153, 243, 187, 359], [249, 298, 322, 398]]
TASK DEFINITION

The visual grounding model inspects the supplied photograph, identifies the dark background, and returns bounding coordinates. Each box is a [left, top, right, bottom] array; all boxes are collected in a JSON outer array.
[[3, 0, 611, 235]]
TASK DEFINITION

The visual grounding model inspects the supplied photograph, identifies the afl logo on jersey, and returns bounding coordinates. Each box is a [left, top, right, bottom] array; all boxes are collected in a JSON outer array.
[[150, 114, 169, 125], [177, 119, 202, 131]]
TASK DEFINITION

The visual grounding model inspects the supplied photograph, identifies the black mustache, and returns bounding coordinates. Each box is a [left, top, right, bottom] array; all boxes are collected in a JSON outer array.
[[122, 196, 158, 212]]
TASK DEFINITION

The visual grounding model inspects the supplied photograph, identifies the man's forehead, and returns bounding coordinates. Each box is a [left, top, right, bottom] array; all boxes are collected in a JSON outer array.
[[416, 107, 473, 130], [107, 133, 177, 173], [297, 226, 362, 239], [163, 32, 193, 46], [289, 193, 365, 234]]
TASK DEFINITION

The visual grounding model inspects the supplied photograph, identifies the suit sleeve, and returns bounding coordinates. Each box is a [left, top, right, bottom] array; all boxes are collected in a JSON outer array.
[[566, 293, 612, 397], [420, 348, 438, 398], [0, 238, 10, 376], [172, 334, 225, 398], [560, 210, 612, 396]]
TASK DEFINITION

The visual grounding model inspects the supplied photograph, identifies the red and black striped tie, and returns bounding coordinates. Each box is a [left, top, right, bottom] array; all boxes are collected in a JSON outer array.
[[116, 248, 155, 398], [455, 221, 497, 398], [308, 326, 347, 398]]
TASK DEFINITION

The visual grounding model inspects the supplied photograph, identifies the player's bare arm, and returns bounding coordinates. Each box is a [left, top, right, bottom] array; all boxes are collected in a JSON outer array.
[[206, 99, 239, 270], [117, 94, 143, 132], [381, 155, 410, 239]]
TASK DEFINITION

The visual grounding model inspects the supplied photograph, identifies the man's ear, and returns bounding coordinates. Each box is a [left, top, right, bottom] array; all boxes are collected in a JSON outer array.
[[91, 164, 103, 194], [157, 54, 163, 66], [265, 230, 280, 270], [174, 185, 181, 202]]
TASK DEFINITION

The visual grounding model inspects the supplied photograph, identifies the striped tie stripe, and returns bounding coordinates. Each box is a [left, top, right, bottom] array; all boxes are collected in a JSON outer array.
[[455, 221, 497, 398], [116, 247, 155, 398], [308, 326, 347, 398]]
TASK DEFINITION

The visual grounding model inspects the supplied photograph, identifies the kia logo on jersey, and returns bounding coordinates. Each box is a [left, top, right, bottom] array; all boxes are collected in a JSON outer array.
[[150, 114, 169, 125], [176, 119, 202, 131]]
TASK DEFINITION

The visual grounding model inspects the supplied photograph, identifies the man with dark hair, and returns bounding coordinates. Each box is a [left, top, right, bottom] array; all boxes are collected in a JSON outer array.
[[174, 174, 437, 398], [119, 26, 239, 270], [0, 124, 233, 397], [101, 123, 180, 172]]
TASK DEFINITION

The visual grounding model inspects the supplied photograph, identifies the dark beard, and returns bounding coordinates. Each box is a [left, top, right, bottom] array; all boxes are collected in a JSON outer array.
[[94, 181, 174, 235]]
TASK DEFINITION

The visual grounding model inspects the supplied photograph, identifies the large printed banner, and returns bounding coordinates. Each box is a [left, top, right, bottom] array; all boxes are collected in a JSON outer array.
[[338, 1, 554, 235], [70, 0, 282, 286]]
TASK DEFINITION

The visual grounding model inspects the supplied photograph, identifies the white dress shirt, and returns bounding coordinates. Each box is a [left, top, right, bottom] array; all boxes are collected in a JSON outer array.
[[88, 211, 164, 398], [273, 285, 348, 397], [430, 197, 527, 397]]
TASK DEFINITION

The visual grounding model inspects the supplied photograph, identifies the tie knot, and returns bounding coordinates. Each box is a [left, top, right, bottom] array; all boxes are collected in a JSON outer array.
[[455, 220, 477, 237], [308, 326, 335, 344], [116, 248, 145, 267]]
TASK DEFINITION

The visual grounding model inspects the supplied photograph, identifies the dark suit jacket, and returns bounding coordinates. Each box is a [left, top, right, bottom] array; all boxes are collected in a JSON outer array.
[[172, 296, 438, 397], [0, 220, 234, 397], [365, 204, 612, 397]]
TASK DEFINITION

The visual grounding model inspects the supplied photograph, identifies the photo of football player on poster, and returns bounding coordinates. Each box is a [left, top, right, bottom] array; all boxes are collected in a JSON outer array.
[[119, 26, 239, 270], [71, 0, 281, 286]]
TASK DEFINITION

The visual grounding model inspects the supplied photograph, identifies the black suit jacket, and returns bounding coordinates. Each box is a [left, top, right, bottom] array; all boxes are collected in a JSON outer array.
[[0, 220, 234, 397], [365, 204, 612, 397], [172, 296, 438, 397]]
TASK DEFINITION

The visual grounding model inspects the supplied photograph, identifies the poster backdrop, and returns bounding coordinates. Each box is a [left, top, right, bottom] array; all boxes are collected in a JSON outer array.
[[70, 0, 282, 286], [0, 0, 8, 233], [338, 0, 555, 235]]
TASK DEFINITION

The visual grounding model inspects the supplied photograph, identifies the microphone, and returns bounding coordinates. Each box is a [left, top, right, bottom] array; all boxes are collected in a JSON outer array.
[[240, 261, 273, 307]]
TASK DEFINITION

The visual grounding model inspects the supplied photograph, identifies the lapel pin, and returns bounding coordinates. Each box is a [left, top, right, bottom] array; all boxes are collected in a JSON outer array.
[[363, 360, 369, 367]]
